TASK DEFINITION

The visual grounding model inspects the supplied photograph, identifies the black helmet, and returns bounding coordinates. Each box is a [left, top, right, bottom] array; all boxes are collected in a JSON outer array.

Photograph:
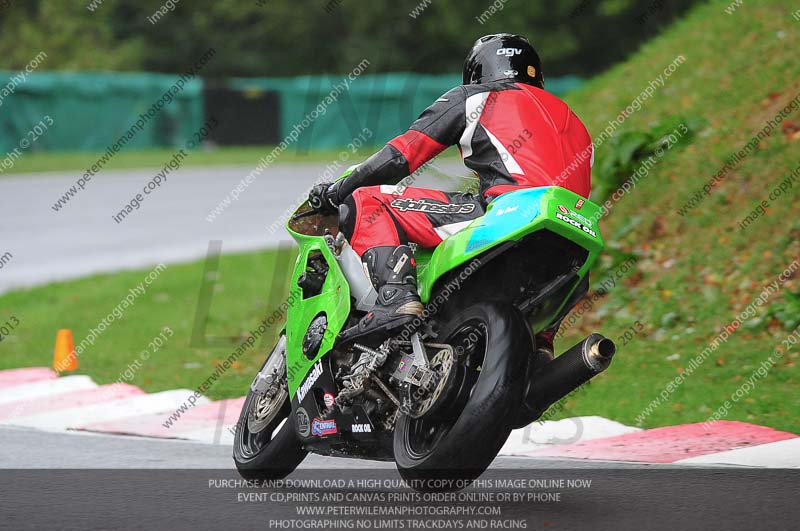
[[463, 33, 544, 88]]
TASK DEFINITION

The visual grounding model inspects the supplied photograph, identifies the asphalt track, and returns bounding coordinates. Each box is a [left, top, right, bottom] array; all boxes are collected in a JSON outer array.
[[0, 425, 658, 470], [1, 426, 798, 530], [0, 160, 467, 294]]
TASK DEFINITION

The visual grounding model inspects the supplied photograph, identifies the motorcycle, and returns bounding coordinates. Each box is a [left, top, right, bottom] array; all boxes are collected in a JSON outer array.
[[233, 178, 616, 489]]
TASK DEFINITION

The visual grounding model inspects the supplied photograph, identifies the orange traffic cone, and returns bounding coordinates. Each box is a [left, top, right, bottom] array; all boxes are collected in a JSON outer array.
[[53, 329, 78, 373]]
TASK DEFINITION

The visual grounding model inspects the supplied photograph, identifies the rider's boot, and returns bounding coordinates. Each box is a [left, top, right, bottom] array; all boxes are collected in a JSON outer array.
[[337, 245, 424, 347]]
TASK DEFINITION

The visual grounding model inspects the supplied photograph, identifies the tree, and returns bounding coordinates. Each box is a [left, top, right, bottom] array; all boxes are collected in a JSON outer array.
[[0, 0, 700, 76]]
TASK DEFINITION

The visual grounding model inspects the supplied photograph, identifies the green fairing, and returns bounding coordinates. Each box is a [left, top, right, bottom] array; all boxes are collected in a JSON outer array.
[[283, 183, 604, 399], [283, 235, 351, 399], [417, 186, 603, 297]]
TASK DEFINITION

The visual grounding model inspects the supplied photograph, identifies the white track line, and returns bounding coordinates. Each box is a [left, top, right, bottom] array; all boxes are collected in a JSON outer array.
[[7, 390, 209, 431], [1, 369, 796, 468], [675, 438, 800, 468], [500, 416, 641, 456], [179, 426, 236, 445], [0, 375, 96, 405]]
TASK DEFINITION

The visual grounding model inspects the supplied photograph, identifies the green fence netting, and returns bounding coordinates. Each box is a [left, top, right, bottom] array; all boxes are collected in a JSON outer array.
[[0, 70, 582, 153], [229, 73, 584, 150], [0, 70, 203, 154]]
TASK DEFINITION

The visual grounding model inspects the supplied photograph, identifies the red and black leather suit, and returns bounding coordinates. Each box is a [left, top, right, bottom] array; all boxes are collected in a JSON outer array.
[[334, 81, 594, 256]]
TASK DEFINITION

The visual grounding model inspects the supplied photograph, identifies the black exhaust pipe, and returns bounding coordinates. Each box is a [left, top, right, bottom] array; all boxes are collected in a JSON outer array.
[[522, 333, 616, 422]]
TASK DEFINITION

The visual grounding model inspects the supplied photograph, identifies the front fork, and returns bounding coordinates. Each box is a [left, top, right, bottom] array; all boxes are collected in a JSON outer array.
[[251, 334, 287, 395]]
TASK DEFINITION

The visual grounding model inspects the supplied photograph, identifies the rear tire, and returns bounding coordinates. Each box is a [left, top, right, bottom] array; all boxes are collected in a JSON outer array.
[[233, 339, 307, 480], [393, 301, 531, 490]]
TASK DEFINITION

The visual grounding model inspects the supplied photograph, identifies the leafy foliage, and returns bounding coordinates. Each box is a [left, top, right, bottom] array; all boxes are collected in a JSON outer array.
[[590, 117, 702, 202], [0, 0, 699, 76], [559, 0, 800, 433], [768, 291, 800, 331]]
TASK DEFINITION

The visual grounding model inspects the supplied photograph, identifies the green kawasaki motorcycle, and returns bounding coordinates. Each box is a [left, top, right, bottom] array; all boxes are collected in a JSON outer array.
[[233, 182, 616, 487]]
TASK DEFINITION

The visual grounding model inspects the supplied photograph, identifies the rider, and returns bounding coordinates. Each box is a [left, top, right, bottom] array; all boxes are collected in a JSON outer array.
[[308, 33, 593, 355]]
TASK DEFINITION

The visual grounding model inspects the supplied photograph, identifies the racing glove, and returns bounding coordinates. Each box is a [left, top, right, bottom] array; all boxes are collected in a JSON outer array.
[[308, 181, 343, 215]]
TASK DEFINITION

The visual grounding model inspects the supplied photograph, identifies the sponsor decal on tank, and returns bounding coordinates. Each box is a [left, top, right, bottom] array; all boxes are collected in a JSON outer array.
[[311, 418, 338, 437], [297, 361, 323, 402], [296, 407, 311, 437], [558, 204, 594, 227], [556, 211, 597, 238], [495, 205, 519, 216]]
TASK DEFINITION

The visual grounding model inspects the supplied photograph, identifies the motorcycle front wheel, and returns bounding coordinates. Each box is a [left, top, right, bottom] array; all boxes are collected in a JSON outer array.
[[393, 301, 531, 490], [233, 336, 307, 480]]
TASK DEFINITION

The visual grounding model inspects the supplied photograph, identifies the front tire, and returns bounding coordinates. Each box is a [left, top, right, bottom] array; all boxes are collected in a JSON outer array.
[[393, 301, 531, 489], [233, 338, 307, 479]]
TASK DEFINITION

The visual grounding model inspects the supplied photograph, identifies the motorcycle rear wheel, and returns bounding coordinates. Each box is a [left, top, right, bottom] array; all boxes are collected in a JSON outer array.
[[393, 301, 530, 490]]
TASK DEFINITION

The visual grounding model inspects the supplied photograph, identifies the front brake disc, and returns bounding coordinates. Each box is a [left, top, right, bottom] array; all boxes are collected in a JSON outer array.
[[248, 383, 287, 433], [247, 336, 289, 433]]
